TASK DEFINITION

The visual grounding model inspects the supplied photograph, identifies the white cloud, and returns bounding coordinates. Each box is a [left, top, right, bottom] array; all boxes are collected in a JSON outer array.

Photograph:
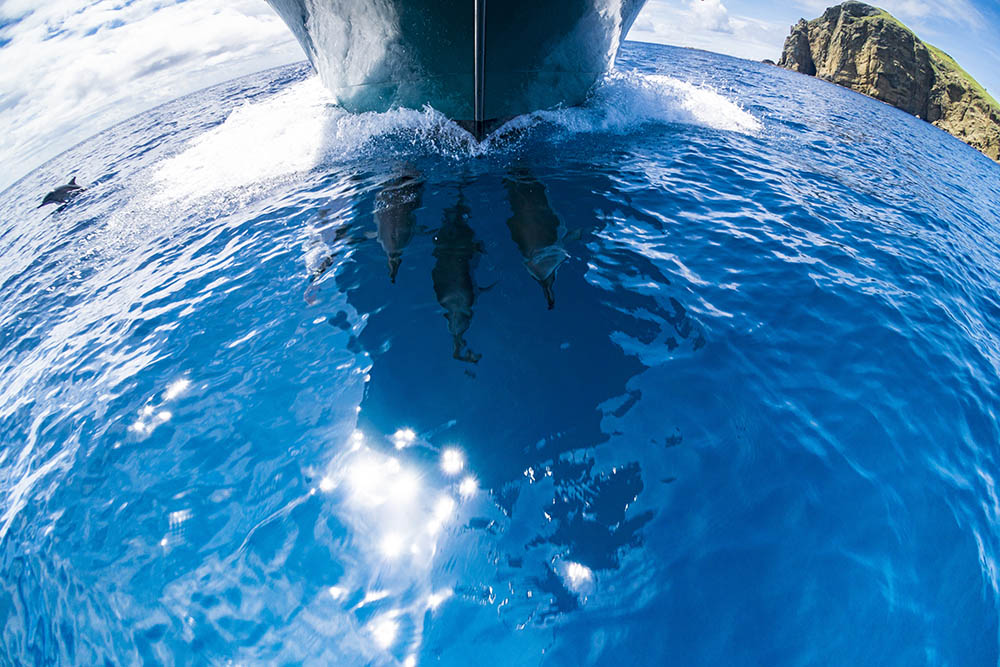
[[690, 0, 735, 33], [0, 0, 301, 191], [793, 0, 984, 29], [629, 0, 991, 71], [630, 0, 787, 62], [1, 0, 994, 192]]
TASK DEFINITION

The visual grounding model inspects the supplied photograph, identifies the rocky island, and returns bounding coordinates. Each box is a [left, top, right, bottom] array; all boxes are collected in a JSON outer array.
[[778, 1, 1000, 162]]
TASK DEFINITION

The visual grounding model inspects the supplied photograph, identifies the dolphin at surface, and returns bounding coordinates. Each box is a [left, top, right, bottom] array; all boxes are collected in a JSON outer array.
[[503, 170, 569, 309], [375, 170, 424, 282], [39, 176, 84, 208], [432, 195, 485, 363]]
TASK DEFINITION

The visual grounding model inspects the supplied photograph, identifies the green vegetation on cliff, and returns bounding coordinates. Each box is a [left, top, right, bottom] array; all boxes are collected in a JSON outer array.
[[924, 44, 999, 115], [778, 1, 1000, 162], [868, 5, 999, 113]]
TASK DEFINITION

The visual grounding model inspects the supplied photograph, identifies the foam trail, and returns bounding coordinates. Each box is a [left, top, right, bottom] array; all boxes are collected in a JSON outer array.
[[151, 79, 335, 201], [151, 78, 474, 203], [150, 71, 761, 202], [531, 71, 762, 135]]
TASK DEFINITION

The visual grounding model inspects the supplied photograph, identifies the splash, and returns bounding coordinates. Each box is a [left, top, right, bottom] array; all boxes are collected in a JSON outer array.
[[151, 78, 474, 203], [152, 78, 335, 198], [531, 71, 763, 135], [150, 71, 761, 201]]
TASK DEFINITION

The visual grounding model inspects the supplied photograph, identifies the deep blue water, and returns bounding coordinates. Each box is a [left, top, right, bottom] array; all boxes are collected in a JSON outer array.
[[2, 42, 1000, 665]]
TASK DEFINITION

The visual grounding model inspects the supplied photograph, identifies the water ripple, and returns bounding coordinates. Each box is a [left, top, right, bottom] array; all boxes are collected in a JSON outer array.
[[1, 43, 1000, 664]]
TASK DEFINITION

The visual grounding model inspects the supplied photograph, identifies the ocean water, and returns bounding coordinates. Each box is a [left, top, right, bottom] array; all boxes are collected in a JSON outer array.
[[2, 42, 1000, 665]]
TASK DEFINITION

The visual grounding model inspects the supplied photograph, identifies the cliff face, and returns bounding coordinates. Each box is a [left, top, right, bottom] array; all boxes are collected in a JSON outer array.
[[779, 1, 1000, 162]]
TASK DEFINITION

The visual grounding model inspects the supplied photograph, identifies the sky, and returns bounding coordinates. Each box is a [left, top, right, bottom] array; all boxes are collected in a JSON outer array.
[[0, 0, 998, 191]]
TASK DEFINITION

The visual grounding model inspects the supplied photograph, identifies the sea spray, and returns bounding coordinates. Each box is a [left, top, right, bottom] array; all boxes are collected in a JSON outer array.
[[152, 72, 762, 202]]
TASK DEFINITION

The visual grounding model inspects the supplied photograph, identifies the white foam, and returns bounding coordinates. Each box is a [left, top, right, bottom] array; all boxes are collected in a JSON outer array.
[[151, 78, 333, 200], [532, 71, 762, 136], [149, 71, 761, 202], [151, 78, 474, 202]]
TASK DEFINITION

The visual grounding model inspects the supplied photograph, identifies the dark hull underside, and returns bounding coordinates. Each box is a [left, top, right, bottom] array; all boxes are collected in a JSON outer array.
[[266, 0, 646, 132]]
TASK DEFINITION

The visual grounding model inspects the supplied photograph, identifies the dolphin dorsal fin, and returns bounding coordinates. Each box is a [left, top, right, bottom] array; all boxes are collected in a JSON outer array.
[[69, 176, 77, 185]]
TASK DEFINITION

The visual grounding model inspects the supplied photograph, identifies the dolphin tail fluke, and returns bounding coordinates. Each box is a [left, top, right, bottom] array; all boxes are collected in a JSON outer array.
[[453, 336, 481, 364], [309, 254, 336, 284], [541, 274, 556, 310], [388, 255, 402, 283], [303, 283, 321, 305], [476, 278, 500, 296]]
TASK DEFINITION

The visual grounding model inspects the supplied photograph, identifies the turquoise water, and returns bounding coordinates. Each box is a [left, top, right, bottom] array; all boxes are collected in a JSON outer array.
[[2, 43, 1000, 664]]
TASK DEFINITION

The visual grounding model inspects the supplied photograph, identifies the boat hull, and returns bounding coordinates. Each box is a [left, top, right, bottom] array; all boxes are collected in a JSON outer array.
[[266, 0, 646, 129]]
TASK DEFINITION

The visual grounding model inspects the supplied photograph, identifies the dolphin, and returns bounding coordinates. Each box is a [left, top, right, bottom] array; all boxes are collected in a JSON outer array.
[[375, 170, 424, 282], [432, 195, 485, 363], [302, 199, 368, 304], [503, 170, 569, 309], [39, 176, 84, 208]]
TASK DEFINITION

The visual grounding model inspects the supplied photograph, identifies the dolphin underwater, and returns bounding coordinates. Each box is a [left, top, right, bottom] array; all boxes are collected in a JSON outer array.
[[432, 195, 485, 363], [39, 176, 84, 208], [503, 170, 569, 309], [375, 170, 424, 282]]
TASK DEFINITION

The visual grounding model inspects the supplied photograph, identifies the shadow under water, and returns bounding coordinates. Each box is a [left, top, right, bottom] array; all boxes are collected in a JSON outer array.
[[432, 193, 485, 364], [6, 43, 998, 665], [504, 168, 569, 310], [289, 160, 706, 655], [376, 168, 424, 283]]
